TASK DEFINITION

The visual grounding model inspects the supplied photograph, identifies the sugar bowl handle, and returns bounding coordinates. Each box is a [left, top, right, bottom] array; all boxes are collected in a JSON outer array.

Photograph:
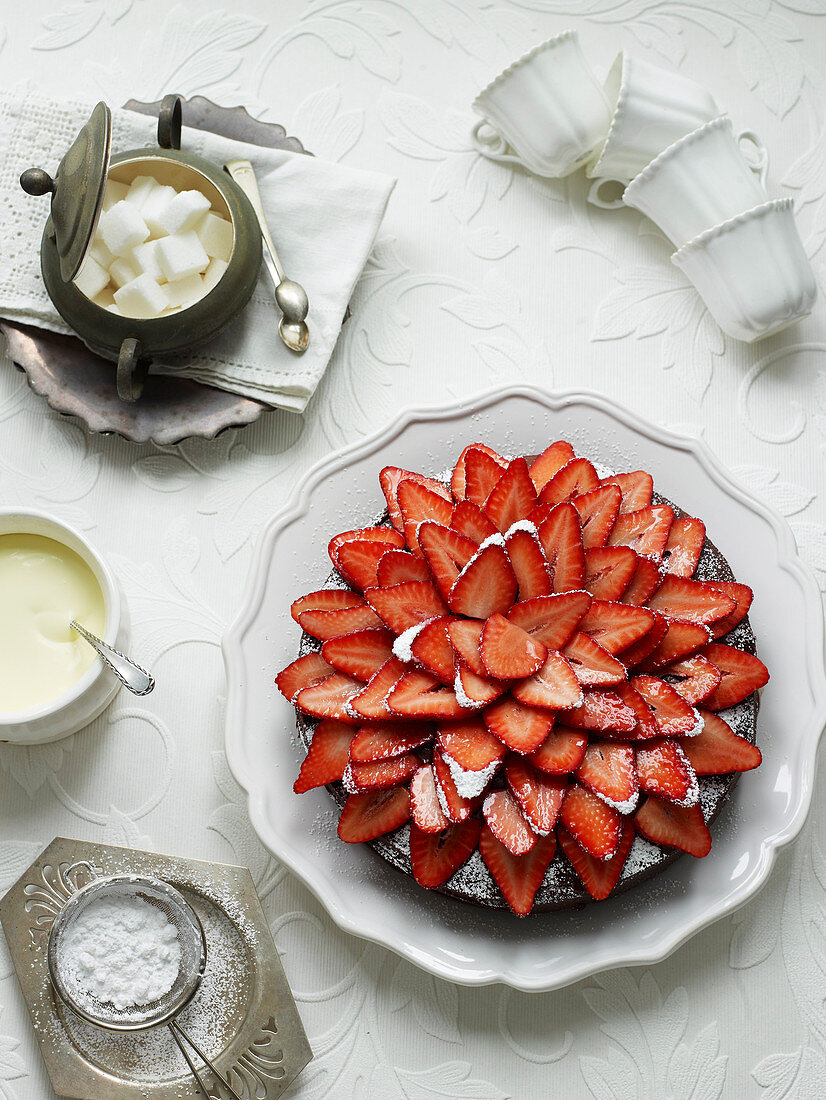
[[20, 168, 55, 195], [117, 337, 149, 403], [158, 94, 182, 151]]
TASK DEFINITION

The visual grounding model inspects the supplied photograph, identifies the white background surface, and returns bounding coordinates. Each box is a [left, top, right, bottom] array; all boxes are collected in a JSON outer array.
[[0, 2, 825, 1098]]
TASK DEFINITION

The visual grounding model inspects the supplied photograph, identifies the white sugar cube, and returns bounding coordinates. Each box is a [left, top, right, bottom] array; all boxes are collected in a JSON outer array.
[[157, 189, 211, 235], [164, 273, 204, 310], [94, 288, 116, 310], [156, 230, 209, 282], [201, 257, 228, 294], [73, 255, 109, 299], [106, 303, 123, 315], [131, 239, 167, 284], [109, 255, 140, 289], [101, 179, 128, 211], [140, 184, 177, 236], [99, 201, 150, 256], [114, 273, 168, 319], [196, 212, 233, 262], [125, 175, 157, 209], [88, 237, 115, 270]]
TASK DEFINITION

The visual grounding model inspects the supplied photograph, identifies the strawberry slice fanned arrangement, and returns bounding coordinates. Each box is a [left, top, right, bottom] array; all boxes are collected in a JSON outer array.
[[276, 441, 769, 917]]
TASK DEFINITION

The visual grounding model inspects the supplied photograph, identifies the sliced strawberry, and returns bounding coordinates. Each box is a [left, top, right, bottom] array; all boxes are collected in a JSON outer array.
[[349, 723, 431, 764], [563, 632, 627, 687], [481, 613, 547, 679], [635, 618, 710, 670], [577, 740, 638, 812], [291, 588, 363, 621], [433, 750, 480, 822], [701, 643, 769, 709], [337, 787, 410, 843], [663, 516, 705, 577], [558, 820, 634, 900], [613, 681, 659, 740], [483, 788, 538, 855], [539, 457, 600, 506], [380, 466, 451, 533], [295, 673, 363, 722], [508, 590, 592, 650], [451, 443, 507, 503], [387, 670, 465, 719], [682, 709, 762, 774], [505, 523, 551, 601], [583, 546, 636, 601], [479, 826, 556, 917], [663, 654, 722, 705], [348, 658, 406, 720], [512, 652, 582, 711], [631, 675, 702, 738], [446, 618, 486, 677], [454, 661, 506, 707], [409, 617, 456, 683], [636, 738, 698, 805], [347, 751, 420, 792], [322, 629, 395, 681], [577, 600, 655, 655], [409, 764, 448, 833], [613, 611, 668, 669], [419, 521, 478, 600], [573, 484, 621, 549], [276, 651, 334, 703], [397, 479, 454, 556], [620, 555, 661, 606], [375, 549, 431, 587], [607, 504, 674, 559], [448, 540, 517, 619], [560, 783, 622, 860], [564, 691, 637, 733], [505, 756, 566, 833], [483, 694, 556, 754], [634, 796, 711, 857], [437, 718, 507, 772], [333, 538, 398, 590], [450, 499, 498, 545], [329, 525, 405, 561], [528, 725, 588, 774], [294, 720, 356, 793], [528, 502, 554, 526], [410, 818, 481, 888], [708, 582, 753, 640], [297, 603, 384, 641], [647, 574, 736, 626], [528, 441, 576, 491], [463, 446, 508, 507], [599, 470, 653, 514], [365, 581, 448, 634], [536, 503, 586, 592], [484, 458, 538, 533]]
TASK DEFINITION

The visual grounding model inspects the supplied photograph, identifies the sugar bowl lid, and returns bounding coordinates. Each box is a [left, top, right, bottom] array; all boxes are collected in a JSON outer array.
[[20, 101, 112, 283]]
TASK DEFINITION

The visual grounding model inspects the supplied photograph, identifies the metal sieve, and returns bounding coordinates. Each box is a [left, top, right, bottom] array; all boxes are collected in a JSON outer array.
[[47, 873, 241, 1098]]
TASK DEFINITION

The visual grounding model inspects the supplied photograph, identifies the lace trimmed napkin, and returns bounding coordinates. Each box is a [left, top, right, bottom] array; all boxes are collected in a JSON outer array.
[[0, 92, 395, 412]]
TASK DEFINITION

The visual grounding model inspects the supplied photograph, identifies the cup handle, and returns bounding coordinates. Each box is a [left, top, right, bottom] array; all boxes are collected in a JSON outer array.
[[587, 177, 626, 210], [470, 120, 523, 167], [737, 130, 769, 187]]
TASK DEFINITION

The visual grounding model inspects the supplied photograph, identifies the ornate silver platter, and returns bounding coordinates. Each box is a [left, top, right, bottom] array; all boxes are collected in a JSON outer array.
[[0, 836, 312, 1099]]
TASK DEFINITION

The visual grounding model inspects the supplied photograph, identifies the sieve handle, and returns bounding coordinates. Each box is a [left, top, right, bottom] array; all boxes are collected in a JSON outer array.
[[168, 1021, 243, 1100]]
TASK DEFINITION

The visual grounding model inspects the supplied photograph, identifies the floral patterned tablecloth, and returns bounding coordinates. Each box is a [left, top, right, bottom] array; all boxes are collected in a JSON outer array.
[[1, 2, 825, 1097]]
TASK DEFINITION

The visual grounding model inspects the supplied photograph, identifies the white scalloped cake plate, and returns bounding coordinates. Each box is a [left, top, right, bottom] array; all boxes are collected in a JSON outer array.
[[223, 386, 826, 992]]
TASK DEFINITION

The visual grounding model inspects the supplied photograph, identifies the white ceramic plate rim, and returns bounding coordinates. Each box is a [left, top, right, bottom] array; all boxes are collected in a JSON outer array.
[[223, 384, 826, 991]]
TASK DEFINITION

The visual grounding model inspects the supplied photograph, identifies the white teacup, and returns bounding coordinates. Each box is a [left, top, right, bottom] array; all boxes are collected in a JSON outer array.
[[587, 53, 718, 209], [622, 116, 769, 247], [471, 31, 611, 179], [672, 199, 817, 343]]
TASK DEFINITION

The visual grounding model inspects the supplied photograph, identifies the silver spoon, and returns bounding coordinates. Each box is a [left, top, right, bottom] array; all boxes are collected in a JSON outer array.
[[224, 158, 310, 354], [70, 621, 155, 696]]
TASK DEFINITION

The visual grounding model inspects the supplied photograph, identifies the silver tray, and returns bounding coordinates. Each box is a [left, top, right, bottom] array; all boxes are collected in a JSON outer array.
[[0, 836, 312, 1099]]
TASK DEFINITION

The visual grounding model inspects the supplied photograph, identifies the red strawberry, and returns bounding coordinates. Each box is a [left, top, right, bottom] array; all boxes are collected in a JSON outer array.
[[708, 582, 753, 639], [291, 588, 363, 621], [631, 675, 703, 738], [483, 694, 556, 754], [484, 458, 538, 532], [464, 446, 508, 507], [577, 600, 655, 655], [583, 546, 636, 601], [348, 658, 406, 720], [276, 651, 334, 702], [577, 740, 638, 811], [562, 632, 627, 687], [380, 467, 451, 533], [620, 555, 661, 606], [375, 549, 431, 587], [528, 441, 576, 492], [607, 504, 674, 559], [295, 673, 363, 722], [322, 629, 395, 681], [512, 652, 582, 711], [328, 525, 404, 562], [333, 538, 398, 590], [409, 617, 456, 683], [528, 725, 588, 774], [634, 796, 711, 857], [613, 681, 659, 740], [337, 787, 410, 843], [437, 718, 507, 771], [636, 619, 710, 670], [663, 516, 705, 578], [560, 783, 622, 860], [508, 590, 592, 650], [349, 723, 431, 764], [662, 654, 722, 705], [294, 720, 355, 792], [446, 618, 486, 677], [448, 540, 517, 618], [479, 826, 557, 917], [481, 613, 547, 679], [451, 444, 507, 503], [528, 502, 554, 526], [573, 484, 621, 549], [397, 479, 454, 556], [539, 457, 599, 505], [701, 643, 769, 709], [505, 756, 566, 832], [558, 820, 634, 900], [346, 751, 420, 792], [564, 691, 637, 733], [419, 521, 478, 599], [536, 503, 586, 592], [409, 764, 448, 833], [410, 819, 481, 888], [297, 603, 384, 641], [599, 470, 653, 514], [647, 575, 736, 626], [365, 581, 448, 634], [505, 524, 552, 601], [682, 709, 762, 774], [454, 661, 506, 708], [433, 750, 481, 822], [483, 788, 538, 855], [387, 670, 465, 719], [636, 738, 698, 805], [450, 499, 498, 545]]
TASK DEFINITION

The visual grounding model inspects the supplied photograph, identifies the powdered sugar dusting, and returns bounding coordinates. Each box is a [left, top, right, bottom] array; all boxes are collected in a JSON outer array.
[[683, 708, 705, 738], [593, 787, 640, 815], [444, 753, 498, 799], [392, 617, 435, 663], [453, 668, 484, 710], [505, 519, 539, 538], [674, 743, 700, 807]]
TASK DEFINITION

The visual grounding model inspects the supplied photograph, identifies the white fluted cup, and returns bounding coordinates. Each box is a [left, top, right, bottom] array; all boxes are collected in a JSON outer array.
[[622, 116, 769, 247], [672, 199, 817, 343], [471, 31, 611, 178], [587, 52, 718, 208]]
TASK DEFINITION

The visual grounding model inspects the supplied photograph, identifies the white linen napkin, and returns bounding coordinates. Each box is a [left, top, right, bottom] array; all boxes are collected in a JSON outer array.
[[0, 92, 395, 412]]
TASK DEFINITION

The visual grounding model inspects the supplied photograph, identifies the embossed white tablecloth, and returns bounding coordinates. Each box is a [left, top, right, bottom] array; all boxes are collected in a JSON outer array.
[[0, 3, 825, 1098]]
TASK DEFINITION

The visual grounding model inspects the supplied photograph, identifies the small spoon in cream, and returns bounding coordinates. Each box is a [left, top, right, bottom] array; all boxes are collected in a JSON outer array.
[[70, 621, 155, 696]]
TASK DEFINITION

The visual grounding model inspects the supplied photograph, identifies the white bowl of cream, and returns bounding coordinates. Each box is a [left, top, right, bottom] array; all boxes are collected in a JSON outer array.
[[0, 510, 127, 744]]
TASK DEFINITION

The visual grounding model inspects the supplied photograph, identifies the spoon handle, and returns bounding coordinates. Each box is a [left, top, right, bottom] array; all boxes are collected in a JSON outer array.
[[224, 158, 286, 283], [70, 621, 155, 696]]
